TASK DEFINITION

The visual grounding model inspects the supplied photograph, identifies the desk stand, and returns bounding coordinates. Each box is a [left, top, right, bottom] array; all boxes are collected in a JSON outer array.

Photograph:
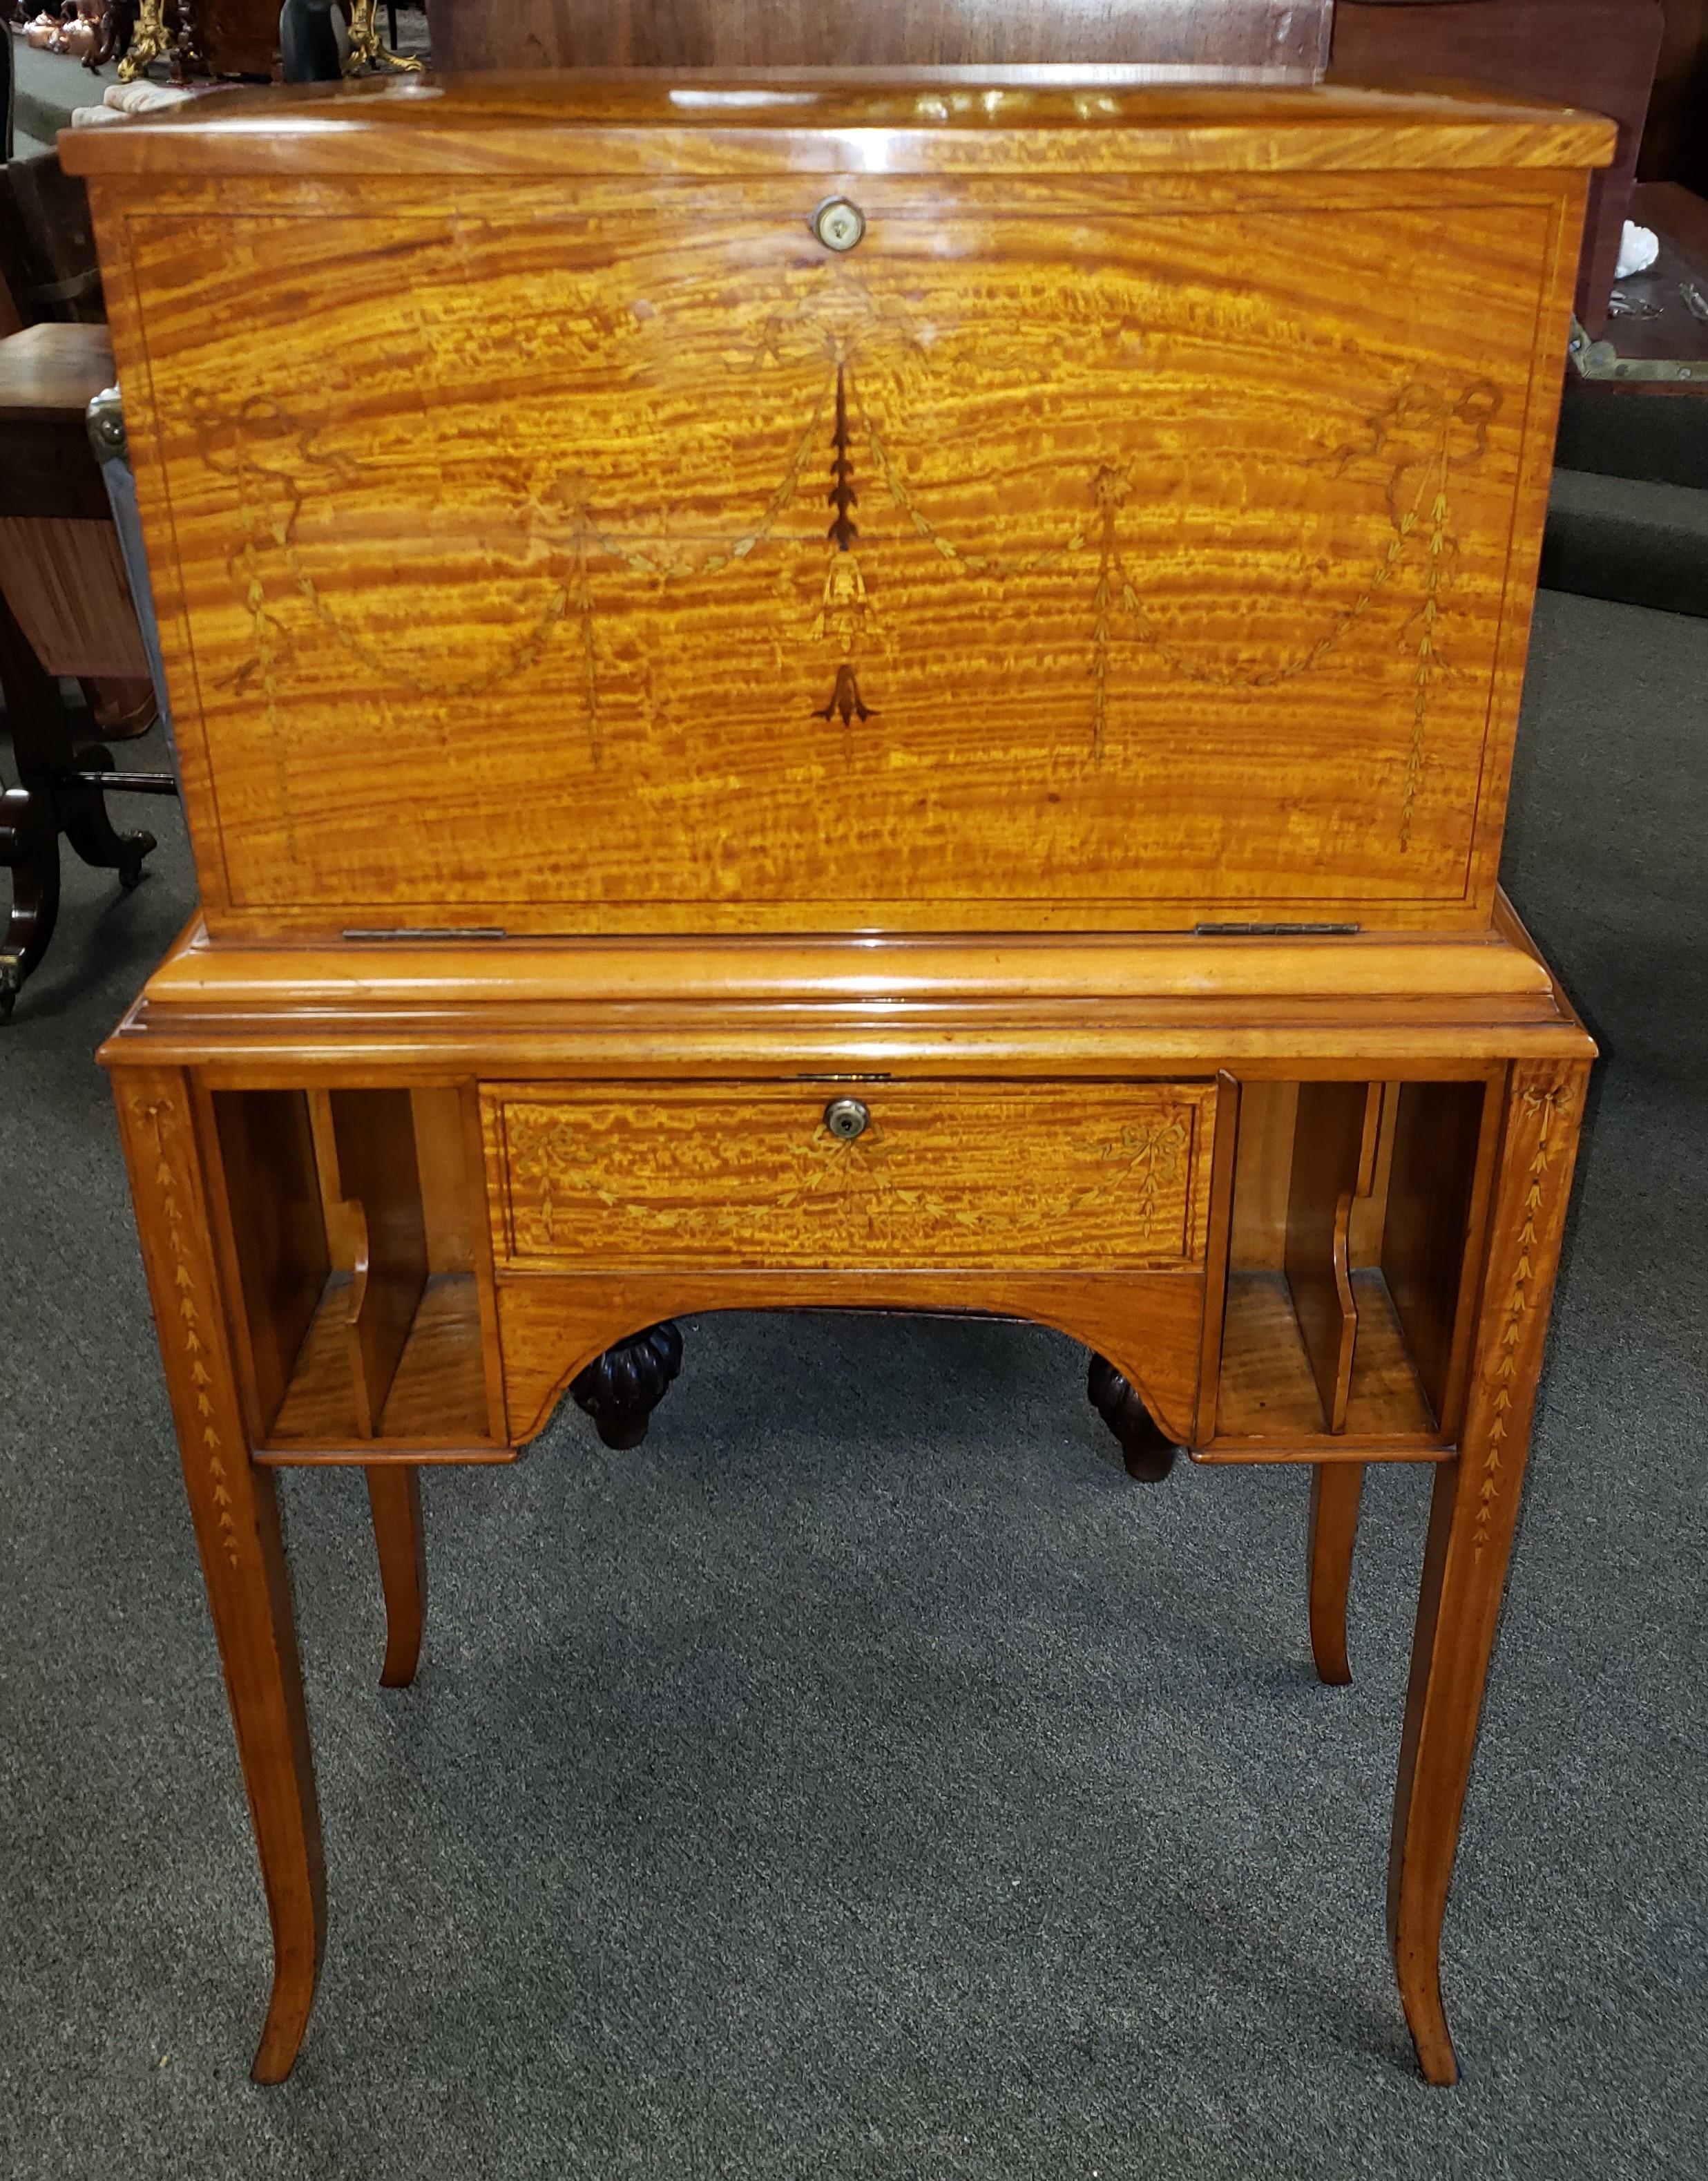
[[104, 917, 1591, 2085]]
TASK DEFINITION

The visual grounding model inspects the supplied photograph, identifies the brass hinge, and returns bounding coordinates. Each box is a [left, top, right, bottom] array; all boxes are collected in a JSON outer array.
[[1194, 922, 1361, 937], [340, 926, 508, 941]]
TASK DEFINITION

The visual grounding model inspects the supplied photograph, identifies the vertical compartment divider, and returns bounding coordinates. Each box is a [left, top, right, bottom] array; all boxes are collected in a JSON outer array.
[[327, 1089, 429, 1438], [1285, 1082, 1379, 1432]]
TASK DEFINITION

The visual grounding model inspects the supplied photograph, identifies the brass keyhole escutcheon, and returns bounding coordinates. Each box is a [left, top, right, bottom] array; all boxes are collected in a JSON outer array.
[[823, 1096, 870, 1140], [811, 197, 866, 253]]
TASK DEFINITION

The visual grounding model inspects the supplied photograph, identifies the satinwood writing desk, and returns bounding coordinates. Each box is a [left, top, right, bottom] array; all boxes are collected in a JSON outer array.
[[59, 73, 1611, 2084]]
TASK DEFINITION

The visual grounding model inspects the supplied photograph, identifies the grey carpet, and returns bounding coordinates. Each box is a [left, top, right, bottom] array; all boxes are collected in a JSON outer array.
[[1541, 468, 1708, 619], [2, 589, 1705, 2179]]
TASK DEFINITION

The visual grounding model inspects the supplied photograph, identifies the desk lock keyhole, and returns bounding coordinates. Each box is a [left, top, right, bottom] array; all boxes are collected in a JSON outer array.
[[823, 1096, 870, 1139]]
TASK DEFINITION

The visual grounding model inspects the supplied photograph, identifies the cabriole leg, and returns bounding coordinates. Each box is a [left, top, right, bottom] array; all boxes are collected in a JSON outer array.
[[1307, 1462, 1364, 1685], [365, 1465, 426, 1688], [115, 1067, 326, 2084], [1387, 1062, 1587, 2085]]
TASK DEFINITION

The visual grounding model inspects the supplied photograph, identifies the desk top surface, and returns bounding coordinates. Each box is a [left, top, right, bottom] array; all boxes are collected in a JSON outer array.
[[60, 73, 1616, 180]]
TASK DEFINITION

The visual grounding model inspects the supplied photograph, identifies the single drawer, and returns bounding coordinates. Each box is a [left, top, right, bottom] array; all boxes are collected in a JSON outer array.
[[481, 1080, 1218, 1273]]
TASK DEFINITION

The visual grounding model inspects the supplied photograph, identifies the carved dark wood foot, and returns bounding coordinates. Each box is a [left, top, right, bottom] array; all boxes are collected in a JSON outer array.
[[571, 1321, 683, 1449], [61, 746, 157, 887], [1087, 1352, 1180, 1480], [1, 783, 62, 1018], [0, 586, 162, 1016]]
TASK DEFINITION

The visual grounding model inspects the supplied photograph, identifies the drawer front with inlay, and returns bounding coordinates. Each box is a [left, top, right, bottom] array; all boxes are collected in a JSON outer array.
[[481, 1081, 1218, 1273]]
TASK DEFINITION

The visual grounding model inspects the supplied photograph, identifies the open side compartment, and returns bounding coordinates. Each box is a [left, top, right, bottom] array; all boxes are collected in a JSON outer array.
[[207, 1083, 500, 1453], [1211, 1074, 1499, 1453]]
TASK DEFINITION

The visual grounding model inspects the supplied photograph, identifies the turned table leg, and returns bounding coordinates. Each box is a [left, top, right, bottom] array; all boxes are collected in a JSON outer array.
[[571, 1321, 683, 1449], [365, 1465, 426, 1688], [116, 1068, 325, 2084], [1307, 1463, 1365, 1686], [1387, 1062, 1587, 2085], [1086, 1352, 1179, 1480]]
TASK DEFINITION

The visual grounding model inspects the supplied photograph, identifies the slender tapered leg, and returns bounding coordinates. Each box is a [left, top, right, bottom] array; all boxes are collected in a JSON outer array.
[[364, 1465, 426, 1688], [115, 1068, 325, 2084], [1307, 1462, 1365, 1685], [1388, 1062, 1588, 2085]]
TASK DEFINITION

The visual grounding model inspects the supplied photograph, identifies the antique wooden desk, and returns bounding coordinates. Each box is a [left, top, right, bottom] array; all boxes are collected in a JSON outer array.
[[61, 75, 1611, 2084]]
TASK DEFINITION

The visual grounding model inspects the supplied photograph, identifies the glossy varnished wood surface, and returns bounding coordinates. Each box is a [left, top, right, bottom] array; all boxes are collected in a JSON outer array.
[[113, 1068, 325, 2083], [1209, 1267, 1439, 1451], [77, 73, 1608, 2086], [70, 85, 1606, 939], [104, 908, 1596, 1075], [61, 76, 1616, 179], [483, 1079, 1218, 1270], [494, 1264, 1212, 1447], [363, 1465, 426, 1686], [1307, 1460, 1364, 1683], [1388, 1058, 1591, 2084], [265, 1271, 497, 1451]]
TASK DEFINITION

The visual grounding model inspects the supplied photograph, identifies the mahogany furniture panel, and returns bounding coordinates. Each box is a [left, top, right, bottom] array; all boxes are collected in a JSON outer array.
[[0, 320, 169, 1013], [427, 0, 1333, 77], [1331, 0, 1666, 335], [64, 76, 1608, 2092]]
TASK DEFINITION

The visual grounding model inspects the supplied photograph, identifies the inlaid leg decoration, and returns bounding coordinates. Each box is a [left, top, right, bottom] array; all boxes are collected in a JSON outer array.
[[116, 1069, 325, 2083], [364, 1465, 426, 1688], [1086, 1352, 1180, 1480], [1307, 1462, 1365, 1685], [571, 1320, 684, 1450], [1388, 1063, 1586, 2085]]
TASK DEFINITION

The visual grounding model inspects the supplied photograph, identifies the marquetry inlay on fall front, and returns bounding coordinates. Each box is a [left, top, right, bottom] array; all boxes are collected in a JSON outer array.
[[73, 74, 1602, 938]]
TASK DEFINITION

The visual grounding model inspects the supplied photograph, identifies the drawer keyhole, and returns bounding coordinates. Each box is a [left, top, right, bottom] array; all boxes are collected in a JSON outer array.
[[823, 1096, 870, 1141]]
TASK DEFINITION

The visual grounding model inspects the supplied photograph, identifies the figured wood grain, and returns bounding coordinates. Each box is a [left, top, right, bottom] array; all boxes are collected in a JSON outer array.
[[494, 1264, 1211, 1447], [328, 1089, 428, 1436], [266, 1271, 495, 1450], [80, 73, 1610, 2090], [1212, 1267, 1437, 1447], [60, 77, 1618, 180], [484, 1080, 1216, 1271], [77, 115, 1596, 938], [207, 1088, 329, 1435], [1388, 1059, 1589, 2084], [1382, 1078, 1490, 1430], [1284, 1080, 1372, 1431], [113, 1067, 325, 2082]]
